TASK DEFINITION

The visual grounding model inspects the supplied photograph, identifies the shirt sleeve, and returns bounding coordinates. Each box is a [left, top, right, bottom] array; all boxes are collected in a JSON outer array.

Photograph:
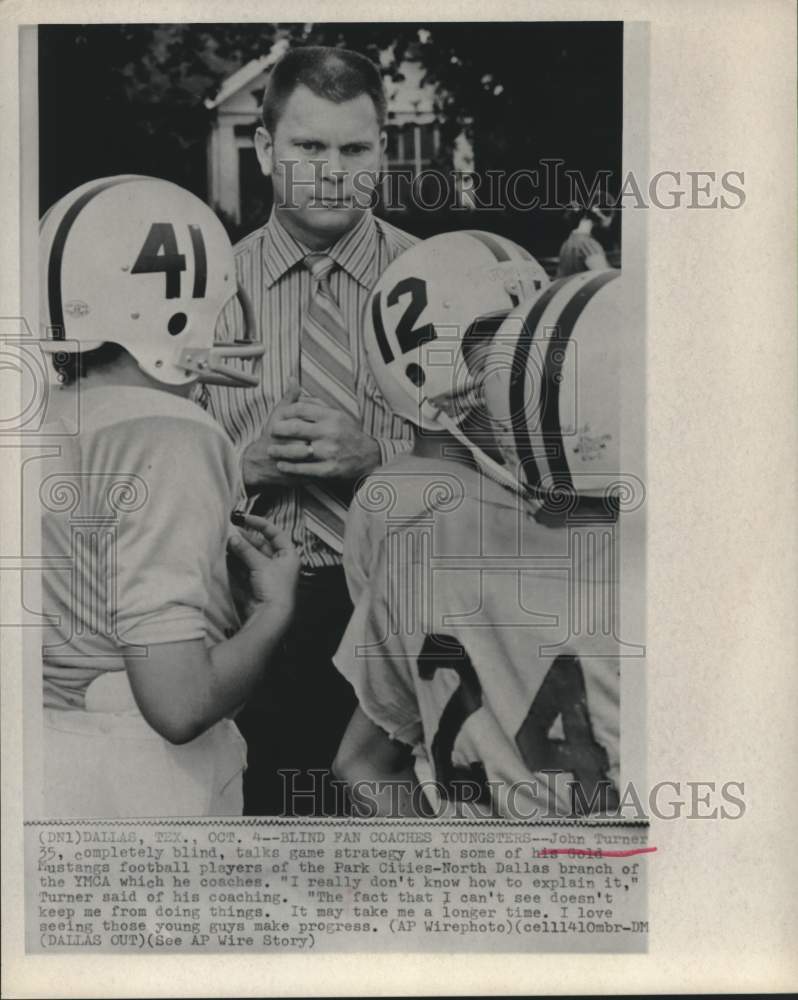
[[341, 472, 399, 602], [202, 263, 266, 505], [214, 288, 244, 344], [201, 247, 265, 461], [336, 518, 424, 746], [342, 494, 372, 605], [333, 583, 424, 748], [202, 294, 246, 427], [360, 368, 414, 466], [110, 419, 237, 648]]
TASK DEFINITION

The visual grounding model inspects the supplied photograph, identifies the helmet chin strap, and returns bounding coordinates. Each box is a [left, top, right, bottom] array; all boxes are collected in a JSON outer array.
[[422, 400, 542, 512]]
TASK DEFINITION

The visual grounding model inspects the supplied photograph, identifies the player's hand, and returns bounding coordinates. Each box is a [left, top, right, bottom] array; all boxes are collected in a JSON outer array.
[[267, 399, 381, 481], [241, 378, 305, 490], [227, 513, 300, 620]]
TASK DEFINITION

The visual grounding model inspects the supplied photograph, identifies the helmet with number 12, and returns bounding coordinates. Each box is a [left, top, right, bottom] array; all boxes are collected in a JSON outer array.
[[365, 230, 549, 428], [366, 232, 639, 512], [364, 230, 551, 499]]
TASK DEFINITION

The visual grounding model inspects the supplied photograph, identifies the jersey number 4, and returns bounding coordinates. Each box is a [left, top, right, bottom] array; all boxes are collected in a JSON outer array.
[[418, 634, 618, 815], [131, 222, 207, 299]]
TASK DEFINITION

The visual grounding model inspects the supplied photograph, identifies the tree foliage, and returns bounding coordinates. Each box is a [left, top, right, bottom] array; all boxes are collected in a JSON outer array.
[[39, 22, 621, 253]]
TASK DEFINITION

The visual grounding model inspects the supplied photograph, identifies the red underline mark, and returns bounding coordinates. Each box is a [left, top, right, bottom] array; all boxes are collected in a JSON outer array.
[[539, 847, 657, 858]]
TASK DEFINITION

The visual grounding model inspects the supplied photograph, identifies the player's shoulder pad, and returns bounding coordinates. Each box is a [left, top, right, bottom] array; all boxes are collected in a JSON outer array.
[[85, 386, 234, 450]]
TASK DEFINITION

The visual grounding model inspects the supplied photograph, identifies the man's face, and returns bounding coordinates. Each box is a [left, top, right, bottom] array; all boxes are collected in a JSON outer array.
[[256, 84, 385, 248]]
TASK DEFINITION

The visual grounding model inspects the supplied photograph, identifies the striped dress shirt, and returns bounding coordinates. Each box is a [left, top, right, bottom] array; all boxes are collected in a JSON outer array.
[[206, 210, 417, 568]]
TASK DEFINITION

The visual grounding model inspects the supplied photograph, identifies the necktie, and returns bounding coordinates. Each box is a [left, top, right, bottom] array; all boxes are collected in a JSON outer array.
[[300, 253, 360, 553]]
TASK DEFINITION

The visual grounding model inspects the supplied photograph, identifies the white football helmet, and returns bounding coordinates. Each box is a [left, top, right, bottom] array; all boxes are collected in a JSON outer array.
[[365, 230, 549, 430], [483, 269, 643, 511], [39, 175, 263, 386]]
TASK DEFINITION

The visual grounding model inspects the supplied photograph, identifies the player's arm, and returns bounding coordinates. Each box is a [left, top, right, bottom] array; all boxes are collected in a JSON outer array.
[[126, 517, 299, 745], [333, 707, 428, 818]]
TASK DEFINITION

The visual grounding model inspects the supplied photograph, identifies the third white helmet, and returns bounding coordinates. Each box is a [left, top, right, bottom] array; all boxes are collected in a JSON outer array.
[[483, 269, 643, 511]]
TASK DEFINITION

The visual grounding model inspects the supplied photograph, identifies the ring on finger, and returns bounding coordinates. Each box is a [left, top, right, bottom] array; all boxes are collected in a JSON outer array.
[[305, 441, 314, 459]]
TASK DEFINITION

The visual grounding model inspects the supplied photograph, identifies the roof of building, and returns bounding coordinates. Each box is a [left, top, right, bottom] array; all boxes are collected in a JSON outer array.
[[204, 38, 289, 110]]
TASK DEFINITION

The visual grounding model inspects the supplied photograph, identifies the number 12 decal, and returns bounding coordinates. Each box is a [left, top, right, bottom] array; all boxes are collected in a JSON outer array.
[[418, 636, 618, 814], [387, 277, 437, 356], [131, 222, 207, 299], [372, 277, 436, 364]]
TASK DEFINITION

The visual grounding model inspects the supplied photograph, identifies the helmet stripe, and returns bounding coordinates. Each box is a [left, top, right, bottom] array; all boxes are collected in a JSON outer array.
[[509, 276, 572, 492], [46, 176, 138, 338], [541, 270, 620, 489], [463, 231, 524, 306], [463, 230, 511, 262]]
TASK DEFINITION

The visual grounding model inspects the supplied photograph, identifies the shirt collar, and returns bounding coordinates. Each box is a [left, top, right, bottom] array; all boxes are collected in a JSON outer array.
[[261, 210, 379, 289]]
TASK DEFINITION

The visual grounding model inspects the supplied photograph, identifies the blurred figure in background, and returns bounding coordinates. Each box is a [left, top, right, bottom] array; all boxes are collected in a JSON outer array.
[[557, 200, 615, 276]]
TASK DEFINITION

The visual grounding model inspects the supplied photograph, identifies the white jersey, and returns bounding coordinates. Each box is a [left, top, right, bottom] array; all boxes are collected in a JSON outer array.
[[337, 455, 638, 819], [38, 384, 241, 710], [33, 383, 247, 819]]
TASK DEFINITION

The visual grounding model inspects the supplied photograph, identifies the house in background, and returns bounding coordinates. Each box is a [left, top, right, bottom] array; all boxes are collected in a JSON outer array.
[[204, 44, 474, 230]]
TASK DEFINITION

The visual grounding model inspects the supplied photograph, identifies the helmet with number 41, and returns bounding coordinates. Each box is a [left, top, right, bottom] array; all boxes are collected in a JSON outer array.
[[39, 175, 262, 387]]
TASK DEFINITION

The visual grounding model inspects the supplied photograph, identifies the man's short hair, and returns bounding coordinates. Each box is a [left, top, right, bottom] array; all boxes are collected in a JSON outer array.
[[261, 45, 387, 132]]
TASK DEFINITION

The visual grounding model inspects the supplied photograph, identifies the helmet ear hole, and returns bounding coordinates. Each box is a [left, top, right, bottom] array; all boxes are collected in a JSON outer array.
[[406, 362, 425, 387], [168, 312, 188, 336]]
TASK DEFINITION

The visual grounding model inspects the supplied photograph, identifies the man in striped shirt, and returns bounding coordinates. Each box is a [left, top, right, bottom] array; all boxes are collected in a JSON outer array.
[[205, 46, 417, 814]]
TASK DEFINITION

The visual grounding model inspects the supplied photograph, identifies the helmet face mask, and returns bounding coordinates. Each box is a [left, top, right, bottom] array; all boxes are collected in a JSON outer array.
[[174, 283, 262, 387], [39, 175, 263, 388]]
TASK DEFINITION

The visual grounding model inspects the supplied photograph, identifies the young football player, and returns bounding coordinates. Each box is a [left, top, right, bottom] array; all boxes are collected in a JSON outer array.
[[332, 233, 640, 819], [37, 175, 300, 818]]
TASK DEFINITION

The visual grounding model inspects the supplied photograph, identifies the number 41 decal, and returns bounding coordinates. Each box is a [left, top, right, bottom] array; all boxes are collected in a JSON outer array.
[[131, 222, 207, 299]]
